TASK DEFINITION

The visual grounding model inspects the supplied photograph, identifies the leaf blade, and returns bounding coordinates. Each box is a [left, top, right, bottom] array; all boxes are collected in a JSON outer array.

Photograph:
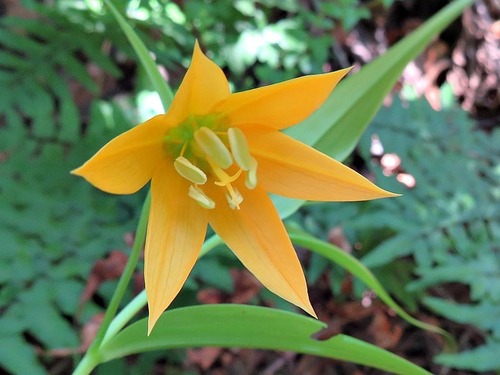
[[289, 231, 455, 345], [100, 305, 430, 375], [278, 0, 473, 218], [102, 0, 174, 110]]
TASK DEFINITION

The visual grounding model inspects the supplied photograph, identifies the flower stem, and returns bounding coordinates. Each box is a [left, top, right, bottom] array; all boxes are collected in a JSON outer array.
[[100, 233, 223, 346], [73, 191, 151, 375], [102, 290, 147, 345], [288, 229, 456, 350]]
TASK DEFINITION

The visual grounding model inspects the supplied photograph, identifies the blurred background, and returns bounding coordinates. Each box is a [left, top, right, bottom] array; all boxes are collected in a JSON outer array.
[[0, 0, 498, 374]]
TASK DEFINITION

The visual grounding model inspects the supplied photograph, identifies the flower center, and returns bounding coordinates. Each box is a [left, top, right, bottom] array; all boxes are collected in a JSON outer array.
[[164, 115, 258, 210]]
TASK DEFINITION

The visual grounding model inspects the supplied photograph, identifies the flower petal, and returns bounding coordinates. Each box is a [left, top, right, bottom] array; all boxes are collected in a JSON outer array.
[[145, 162, 208, 334], [167, 41, 231, 122], [71, 115, 167, 194], [216, 68, 350, 130], [248, 131, 399, 201], [206, 183, 316, 317]]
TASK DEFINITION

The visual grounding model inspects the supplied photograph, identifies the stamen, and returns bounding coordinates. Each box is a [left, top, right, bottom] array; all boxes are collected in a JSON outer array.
[[179, 142, 188, 157], [228, 127, 252, 170], [188, 185, 215, 209], [245, 158, 258, 190], [194, 127, 233, 169], [174, 157, 207, 185]]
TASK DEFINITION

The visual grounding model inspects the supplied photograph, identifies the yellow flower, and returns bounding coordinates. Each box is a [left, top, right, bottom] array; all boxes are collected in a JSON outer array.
[[72, 42, 397, 334]]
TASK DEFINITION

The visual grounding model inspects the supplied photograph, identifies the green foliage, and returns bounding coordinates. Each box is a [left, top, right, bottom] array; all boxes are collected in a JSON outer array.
[[0, 0, 400, 144], [299, 97, 500, 371], [435, 338, 500, 372], [0, 13, 120, 145], [0, 0, 478, 373], [99, 0, 391, 88], [358, 100, 499, 269], [360, 100, 500, 371], [214, 0, 387, 86], [1, 1, 394, 371], [0, 4, 146, 373], [99, 305, 431, 375], [319, 0, 371, 31], [0, 100, 141, 374], [279, 0, 474, 218], [289, 231, 451, 339], [425, 297, 500, 371], [12, 0, 394, 94]]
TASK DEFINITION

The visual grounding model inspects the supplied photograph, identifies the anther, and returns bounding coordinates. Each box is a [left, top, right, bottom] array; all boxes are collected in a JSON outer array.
[[194, 127, 233, 169], [174, 157, 207, 185], [245, 158, 258, 190], [228, 127, 252, 170], [189, 185, 215, 209]]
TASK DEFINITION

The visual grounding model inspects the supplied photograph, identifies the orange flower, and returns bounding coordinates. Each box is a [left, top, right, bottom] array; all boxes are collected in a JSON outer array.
[[72, 42, 397, 333]]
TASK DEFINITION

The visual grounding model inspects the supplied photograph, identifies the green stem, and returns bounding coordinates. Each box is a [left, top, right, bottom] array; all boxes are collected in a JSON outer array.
[[74, 232, 223, 374], [288, 230, 457, 351], [74, 4, 176, 374], [100, 234, 223, 347], [73, 191, 151, 375], [102, 290, 147, 345], [199, 233, 223, 257]]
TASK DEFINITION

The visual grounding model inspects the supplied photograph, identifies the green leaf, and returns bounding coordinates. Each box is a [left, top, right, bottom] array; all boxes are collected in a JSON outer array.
[[362, 232, 421, 268], [0, 28, 45, 54], [102, 0, 174, 110], [289, 231, 454, 345], [297, 0, 473, 159], [58, 96, 80, 142], [0, 50, 31, 69], [0, 17, 57, 39], [79, 37, 121, 77], [0, 335, 46, 375], [21, 280, 80, 348], [100, 305, 430, 375], [1, 109, 25, 147], [422, 297, 500, 334], [277, 0, 473, 219], [55, 53, 98, 93], [435, 342, 500, 372]]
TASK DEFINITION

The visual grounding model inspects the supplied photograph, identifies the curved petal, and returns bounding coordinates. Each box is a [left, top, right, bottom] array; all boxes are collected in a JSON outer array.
[[167, 41, 231, 122], [145, 162, 208, 334], [248, 131, 399, 201], [206, 182, 316, 317], [217, 68, 350, 130], [71, 115, 168, 194]]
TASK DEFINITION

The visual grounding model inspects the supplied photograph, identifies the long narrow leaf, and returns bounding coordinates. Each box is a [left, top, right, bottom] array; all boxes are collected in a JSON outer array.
[[278, 0, 473, 219], [100, 305, 431, 375], [102, 0, 173, 110], [289, 231, 455, 347]]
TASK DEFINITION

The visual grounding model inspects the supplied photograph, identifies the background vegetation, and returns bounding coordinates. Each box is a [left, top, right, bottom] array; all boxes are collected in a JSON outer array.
[[1, 0, 498, 374]]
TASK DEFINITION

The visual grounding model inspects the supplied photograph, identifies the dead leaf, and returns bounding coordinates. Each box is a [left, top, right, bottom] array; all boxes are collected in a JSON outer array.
[[328, 226, 352, 252], [187, 347, 222, 370], [79, 313, 105, 352], [77, 251, 128, 317], [230, 269, 261, 304], [37, 313, 104, 357], [367, 311, 403, 349], [197, 288, 225, 304]]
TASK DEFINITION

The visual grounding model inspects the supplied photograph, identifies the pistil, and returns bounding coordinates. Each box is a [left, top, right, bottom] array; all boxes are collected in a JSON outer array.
[[207, 158, 243, 210], [166, 116, 258, 210]]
